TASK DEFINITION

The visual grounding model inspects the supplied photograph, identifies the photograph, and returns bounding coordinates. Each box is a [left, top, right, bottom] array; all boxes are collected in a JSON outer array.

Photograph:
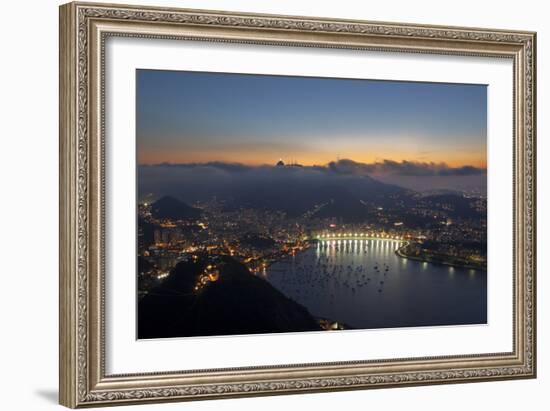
[[136, 69, 488, 339]]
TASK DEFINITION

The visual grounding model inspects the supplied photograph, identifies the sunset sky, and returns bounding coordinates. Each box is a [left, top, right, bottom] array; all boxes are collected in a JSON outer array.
[[136, 69, 487, 169]]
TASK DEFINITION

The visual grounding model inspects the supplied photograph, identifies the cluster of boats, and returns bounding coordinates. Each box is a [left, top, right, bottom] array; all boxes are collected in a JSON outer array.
[[268, 252, 394, 308]]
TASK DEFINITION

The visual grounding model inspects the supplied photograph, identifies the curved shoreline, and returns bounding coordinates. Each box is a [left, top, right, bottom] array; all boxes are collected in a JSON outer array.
[[394, 241, 486, 272]]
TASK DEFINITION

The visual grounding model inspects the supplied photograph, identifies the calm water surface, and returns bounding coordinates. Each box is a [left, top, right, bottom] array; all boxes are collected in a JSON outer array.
[[264, 239, 487, 329]]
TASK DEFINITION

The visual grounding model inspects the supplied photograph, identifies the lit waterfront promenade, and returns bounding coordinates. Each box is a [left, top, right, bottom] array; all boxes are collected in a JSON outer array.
[[312, 232, 406, 242], [309, 232, 411, 263], [309, 233, 482, 271]]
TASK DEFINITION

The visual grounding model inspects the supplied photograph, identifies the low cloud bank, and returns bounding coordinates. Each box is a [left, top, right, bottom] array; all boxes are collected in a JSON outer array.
[[138, 159, 486, 201], [327, 159, 485, 177]]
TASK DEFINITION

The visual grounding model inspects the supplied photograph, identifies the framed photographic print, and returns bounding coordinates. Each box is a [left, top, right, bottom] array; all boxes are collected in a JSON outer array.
[[59, 2, 537, 408]]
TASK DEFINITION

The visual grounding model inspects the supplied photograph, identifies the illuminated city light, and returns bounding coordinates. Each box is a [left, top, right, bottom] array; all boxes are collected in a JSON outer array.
[[156, 272, 170, 280], [138, 191, 485, 299]]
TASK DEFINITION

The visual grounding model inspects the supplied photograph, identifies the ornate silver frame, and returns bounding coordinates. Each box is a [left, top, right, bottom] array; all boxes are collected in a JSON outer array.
[[59, 2, 536, 408]]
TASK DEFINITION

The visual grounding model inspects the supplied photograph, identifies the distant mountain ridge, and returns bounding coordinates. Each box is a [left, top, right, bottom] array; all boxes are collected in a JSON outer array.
[[139, 163, 406, 207], [141, 164, 483, 223], [226, 174, 405, 219]]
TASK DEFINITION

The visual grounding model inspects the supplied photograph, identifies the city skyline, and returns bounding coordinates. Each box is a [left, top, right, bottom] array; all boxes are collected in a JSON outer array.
[[137, 70, 487, 169]]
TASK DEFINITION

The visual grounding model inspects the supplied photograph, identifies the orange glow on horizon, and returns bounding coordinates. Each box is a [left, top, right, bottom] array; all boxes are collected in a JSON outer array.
[[138, 150, 486, 169]]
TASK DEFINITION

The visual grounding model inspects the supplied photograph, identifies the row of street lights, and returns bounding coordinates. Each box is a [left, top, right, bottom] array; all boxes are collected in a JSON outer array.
[[316, 233, 405, 241]]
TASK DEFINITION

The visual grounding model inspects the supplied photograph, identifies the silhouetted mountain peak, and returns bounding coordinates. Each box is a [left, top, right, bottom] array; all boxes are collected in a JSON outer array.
[[138, 256, 320, 338], [151, 196, 202, 220]]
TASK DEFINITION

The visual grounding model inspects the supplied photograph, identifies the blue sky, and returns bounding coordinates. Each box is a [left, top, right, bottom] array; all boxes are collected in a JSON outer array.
[[136, 69, 487, 168]]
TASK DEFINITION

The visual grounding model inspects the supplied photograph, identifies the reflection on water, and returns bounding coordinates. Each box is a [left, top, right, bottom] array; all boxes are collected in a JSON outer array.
[[265, 239, 487, 329]]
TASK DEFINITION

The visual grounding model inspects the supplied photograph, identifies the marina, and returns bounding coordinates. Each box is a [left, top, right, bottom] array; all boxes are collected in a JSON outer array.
[[265, 238, 487, 330]]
